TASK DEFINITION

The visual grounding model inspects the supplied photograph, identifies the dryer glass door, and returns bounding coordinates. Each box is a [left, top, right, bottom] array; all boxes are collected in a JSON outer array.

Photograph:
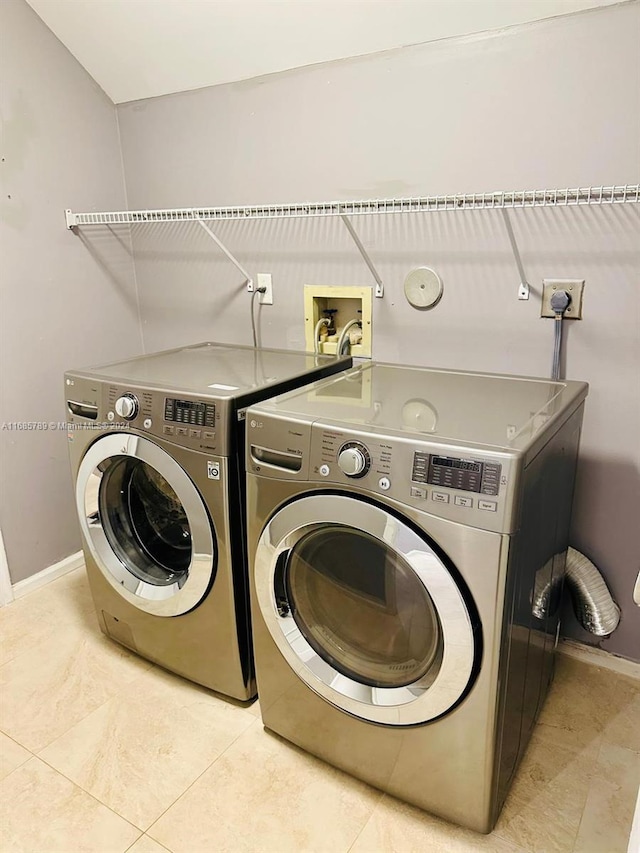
[[286, 526, 441, 689], [76, 433, 215, 617], [255, 494, 478, 725]]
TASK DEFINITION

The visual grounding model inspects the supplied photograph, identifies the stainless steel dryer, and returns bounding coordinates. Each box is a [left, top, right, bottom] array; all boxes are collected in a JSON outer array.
[[245, 362, 588, 831], [65, 342, 351, 700]]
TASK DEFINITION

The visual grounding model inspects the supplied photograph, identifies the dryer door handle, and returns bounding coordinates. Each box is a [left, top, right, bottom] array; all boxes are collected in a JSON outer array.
[[250, 445, 303, 472], [67, 401, 98, 420]]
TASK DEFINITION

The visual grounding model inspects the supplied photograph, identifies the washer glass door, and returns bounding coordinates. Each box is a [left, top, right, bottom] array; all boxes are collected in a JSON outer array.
[[255, 494, 478, 725], [76, 433, 215, 617]]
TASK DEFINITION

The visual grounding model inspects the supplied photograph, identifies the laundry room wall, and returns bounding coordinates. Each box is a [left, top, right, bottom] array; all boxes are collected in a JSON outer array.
[[112, 2, 640, 660], [0, 0, 143, 585]]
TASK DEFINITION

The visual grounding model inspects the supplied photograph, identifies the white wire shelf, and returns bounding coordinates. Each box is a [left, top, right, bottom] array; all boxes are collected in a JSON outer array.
[[65, 184, 640, 228]]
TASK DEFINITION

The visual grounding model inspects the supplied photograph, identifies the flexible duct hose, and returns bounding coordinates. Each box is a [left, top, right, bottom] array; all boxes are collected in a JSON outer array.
[[565, 547, 621, 636]]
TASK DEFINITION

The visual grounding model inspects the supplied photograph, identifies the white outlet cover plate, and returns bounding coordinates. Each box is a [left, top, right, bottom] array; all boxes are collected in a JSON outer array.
[[257, 272, 273, 305]]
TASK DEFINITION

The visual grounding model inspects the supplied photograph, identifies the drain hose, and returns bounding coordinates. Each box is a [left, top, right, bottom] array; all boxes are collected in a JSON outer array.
[[313, 318, 330, 355], [336, 319, 362, 357], [565, 547, 621, 636]]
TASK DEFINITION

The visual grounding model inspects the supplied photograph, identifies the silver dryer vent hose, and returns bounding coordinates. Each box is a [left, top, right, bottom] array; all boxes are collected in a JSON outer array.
[[565, 547, 621, 637]]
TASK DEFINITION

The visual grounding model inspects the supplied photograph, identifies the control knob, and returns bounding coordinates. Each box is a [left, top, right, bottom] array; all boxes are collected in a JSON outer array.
[[115, 394, 139, 420], [337, 442, 370, 478]]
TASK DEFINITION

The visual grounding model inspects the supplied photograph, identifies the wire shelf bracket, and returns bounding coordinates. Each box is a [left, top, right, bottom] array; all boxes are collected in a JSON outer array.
[[195, 219, 253, 291], [340, 215, 384, 297], [501, 209, 530, 301]]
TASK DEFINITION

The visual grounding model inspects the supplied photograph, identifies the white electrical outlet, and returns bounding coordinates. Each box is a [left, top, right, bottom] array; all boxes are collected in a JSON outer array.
[[257, 273, 273, 305]]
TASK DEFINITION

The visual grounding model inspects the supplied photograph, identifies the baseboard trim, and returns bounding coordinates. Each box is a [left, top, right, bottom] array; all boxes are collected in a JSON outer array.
[[0, 529, 13, 606], [11, 551, 85, 600], [558, 638, 640, 680]]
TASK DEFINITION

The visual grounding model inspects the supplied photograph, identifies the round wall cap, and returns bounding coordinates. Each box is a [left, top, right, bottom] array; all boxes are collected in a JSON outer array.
[[404, 267, 443, 310]]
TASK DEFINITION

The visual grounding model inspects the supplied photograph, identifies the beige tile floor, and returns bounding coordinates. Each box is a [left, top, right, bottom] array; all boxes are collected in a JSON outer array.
[[1, 566, 638, 853]]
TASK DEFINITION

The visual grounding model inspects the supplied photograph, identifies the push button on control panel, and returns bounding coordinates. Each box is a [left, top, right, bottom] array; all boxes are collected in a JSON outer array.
[[432, 491, 450, 504], [480, 463, 501, 496], [410, 486, 427, 499], [478, 500, 497, 512], [454, 496, 473, 508]]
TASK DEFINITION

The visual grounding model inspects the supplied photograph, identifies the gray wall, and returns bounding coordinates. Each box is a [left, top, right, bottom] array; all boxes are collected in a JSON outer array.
[[0, 0, 143, 583], [116, 3, 639, 660]]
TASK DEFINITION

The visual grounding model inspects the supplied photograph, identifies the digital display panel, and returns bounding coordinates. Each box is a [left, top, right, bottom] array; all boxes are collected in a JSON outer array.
[[412, 452, 502, 496], [431, 457, 482, 473], [165, 398, 215, 427], [177, 400, 205, 412]]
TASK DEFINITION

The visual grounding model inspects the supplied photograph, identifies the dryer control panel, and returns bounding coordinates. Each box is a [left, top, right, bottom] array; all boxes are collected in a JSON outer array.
[[309, 425, 516, 534], [244, 412, 518, 533]]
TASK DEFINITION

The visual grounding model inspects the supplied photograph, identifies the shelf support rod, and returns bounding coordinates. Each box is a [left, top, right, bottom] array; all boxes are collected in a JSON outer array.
[[340, 215, 384, 297], [500, 209, 530, 300], [196, 218, 253, 291]]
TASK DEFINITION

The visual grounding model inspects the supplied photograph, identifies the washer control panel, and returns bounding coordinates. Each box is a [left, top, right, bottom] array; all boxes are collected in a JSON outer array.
[[164, 398, 216, 429], [101, 383, 222, 452]]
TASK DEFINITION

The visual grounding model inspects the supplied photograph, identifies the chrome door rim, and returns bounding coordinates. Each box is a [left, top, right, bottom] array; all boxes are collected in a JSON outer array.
[[76, 433, 215, 617], [255, 494, 477, 725]]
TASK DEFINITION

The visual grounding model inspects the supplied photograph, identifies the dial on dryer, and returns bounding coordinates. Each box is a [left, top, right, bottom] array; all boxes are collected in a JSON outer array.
[[337, 441, 371, 478], [115, 394, 139, 420]]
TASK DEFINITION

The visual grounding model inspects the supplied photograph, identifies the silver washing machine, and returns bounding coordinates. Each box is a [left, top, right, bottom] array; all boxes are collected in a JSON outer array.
[[245, 362, 588, 831], [65, 342, 351, 700]]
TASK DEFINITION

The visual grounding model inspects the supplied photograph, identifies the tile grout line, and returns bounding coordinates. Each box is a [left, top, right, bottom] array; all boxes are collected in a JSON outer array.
[[571, 739, 640, 853], [9, 650, 152, 757], [36, 749, 149, 836], [11, 754, 143, 848], [344, 790, 386, 853], [19, 653, 156, 756], [570, 735, 618, 853], [124, 834, 171, 853], [33, 667, 257, 835], [1, 585, 154, 755], [143, 714, 263, 841], [0, 737, 35, 781]]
